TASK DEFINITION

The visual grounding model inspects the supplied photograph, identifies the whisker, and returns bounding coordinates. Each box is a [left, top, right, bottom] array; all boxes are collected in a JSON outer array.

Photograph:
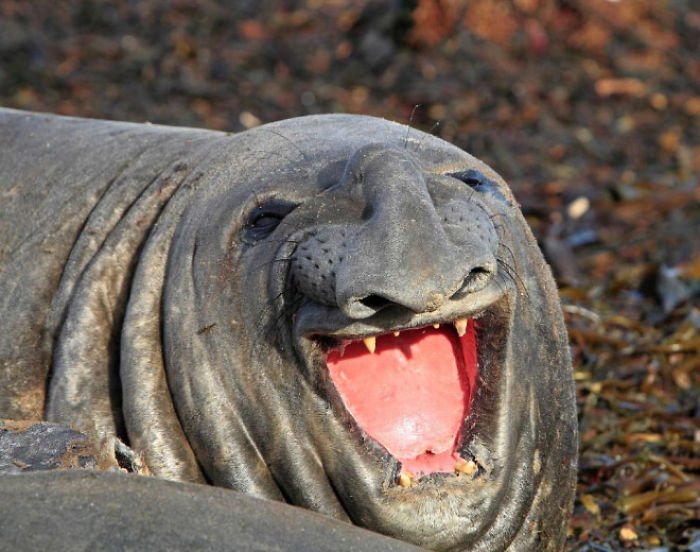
[[497, 257, 528, 298], [403, 104, 422, 150], [250, 256, 294, 273], [258, 296, 305, 359], [416, 120, 441, 153], [258, 129, 309, 162]]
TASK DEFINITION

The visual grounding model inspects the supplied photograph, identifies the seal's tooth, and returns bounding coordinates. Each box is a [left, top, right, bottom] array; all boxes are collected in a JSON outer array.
[[363, 336, 376, 354], [433, 323, 440, 329], [393, 331, 400, 337], [398, 472, 414, 487], [338, 339, 353, 357], [454, 318, 468, 337], [454, 459, 478, 476]]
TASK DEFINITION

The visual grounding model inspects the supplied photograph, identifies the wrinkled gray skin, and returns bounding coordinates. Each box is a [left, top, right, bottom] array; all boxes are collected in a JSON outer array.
[[0, 108, 577, 551]]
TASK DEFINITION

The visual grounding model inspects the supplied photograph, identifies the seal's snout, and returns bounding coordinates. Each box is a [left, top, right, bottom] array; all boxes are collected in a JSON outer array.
[[291, 145, 499, 320]]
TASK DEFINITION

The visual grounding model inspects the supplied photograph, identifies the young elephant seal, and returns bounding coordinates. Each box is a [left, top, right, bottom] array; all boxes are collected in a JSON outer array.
[[0, 108, 577, 551]]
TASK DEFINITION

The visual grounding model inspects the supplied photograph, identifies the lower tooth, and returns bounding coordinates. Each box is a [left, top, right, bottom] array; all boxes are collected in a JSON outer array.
[[433, 323, 440, 329], [455, 459, 478, 476], [338, 339, 352, 357], [398, 472, 414, 487]]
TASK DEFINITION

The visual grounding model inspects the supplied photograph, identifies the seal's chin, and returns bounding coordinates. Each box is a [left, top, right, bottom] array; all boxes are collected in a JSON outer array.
[[325, 322, 478, 478]]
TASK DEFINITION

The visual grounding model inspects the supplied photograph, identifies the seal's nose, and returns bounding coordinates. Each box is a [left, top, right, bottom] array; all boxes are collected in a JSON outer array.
[[333, 145, 496, 319]]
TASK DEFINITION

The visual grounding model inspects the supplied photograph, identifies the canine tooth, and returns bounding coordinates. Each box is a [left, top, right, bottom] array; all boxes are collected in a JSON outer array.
[[455, 459, 478, 476], [454, 318, 468, 337], [398, 472, 414, 487], [433, 323, 440, 329], [363, 336, 376, 354], [393, 331, 400, 337]]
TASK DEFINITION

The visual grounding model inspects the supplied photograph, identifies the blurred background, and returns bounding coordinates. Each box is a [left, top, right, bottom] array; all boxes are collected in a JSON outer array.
[[1, 1, 698, 549]]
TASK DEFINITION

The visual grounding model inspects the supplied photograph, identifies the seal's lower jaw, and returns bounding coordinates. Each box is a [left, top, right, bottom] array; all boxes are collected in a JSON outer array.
[[326, 322, 478, 479]]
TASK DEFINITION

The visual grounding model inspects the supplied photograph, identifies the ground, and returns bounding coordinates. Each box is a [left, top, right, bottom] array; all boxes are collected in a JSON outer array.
[[0, 1, 698, 549]]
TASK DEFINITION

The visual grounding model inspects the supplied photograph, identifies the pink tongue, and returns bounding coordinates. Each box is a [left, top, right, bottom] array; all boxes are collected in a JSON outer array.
[[327, 323, 477, 476]]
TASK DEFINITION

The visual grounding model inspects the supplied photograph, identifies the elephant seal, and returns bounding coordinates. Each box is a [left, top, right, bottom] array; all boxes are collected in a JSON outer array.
[[0, 108, 577, 551]]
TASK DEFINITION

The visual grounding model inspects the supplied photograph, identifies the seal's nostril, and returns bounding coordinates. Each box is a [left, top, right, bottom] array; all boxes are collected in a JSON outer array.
[[457, 267, 493, 295], [359, 294, 392, 311]]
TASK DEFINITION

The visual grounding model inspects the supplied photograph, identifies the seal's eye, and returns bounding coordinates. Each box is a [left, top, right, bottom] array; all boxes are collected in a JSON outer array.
[[244, 200, 298, 241], [251, 213, 282, 229], [449, 169, 491, 191], [448, 169, 508, 203]]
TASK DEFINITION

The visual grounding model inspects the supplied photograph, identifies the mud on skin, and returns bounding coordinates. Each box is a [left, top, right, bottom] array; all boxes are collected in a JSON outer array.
[[0, 108, 578, 551]]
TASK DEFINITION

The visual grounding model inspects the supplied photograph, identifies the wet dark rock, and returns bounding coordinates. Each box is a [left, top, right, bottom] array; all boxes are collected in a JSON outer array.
[[0, 420, 97, 473]]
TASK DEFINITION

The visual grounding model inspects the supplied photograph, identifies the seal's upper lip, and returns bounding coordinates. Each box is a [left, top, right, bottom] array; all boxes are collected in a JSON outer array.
[[293, 282, 506, 340]]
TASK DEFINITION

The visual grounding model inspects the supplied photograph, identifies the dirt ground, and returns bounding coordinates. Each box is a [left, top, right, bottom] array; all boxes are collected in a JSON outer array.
[[1, 1, 698, 549]]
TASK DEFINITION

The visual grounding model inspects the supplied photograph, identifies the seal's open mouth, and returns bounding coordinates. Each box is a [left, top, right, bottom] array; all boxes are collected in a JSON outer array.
[[325, 322, 478, 477], [294, 286, 508, 488]]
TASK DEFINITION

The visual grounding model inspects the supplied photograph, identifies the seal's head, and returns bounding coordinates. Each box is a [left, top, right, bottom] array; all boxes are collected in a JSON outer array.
[[158, 115, 577, 550], [40, 113, 576, 551]]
